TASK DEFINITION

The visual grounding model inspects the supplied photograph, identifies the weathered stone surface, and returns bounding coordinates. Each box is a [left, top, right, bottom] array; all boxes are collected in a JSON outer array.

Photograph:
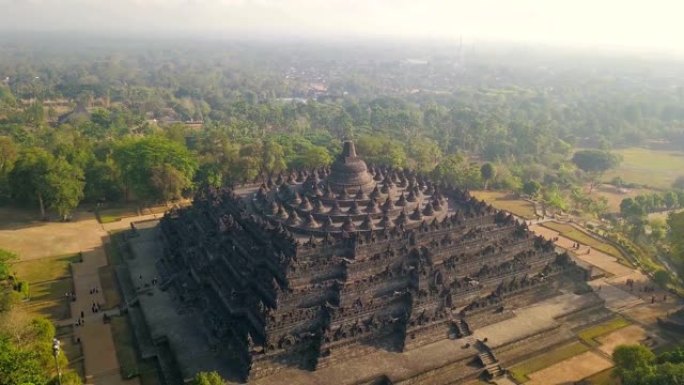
[[157, 141, 582, 382]]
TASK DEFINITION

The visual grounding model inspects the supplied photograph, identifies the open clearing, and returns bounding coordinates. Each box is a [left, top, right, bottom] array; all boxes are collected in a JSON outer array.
[[12, 253, 81, 282], [603, 147, 684, 190], [596, 324, 647, 356], [526, 351, 613, 385], [648, 208, 684, 222], [577, 316, 631, 346], [470, 190, 537, 219], [11, 254, 80, 320], [508, 341, 590, 383], [590, 183, 657, 214]]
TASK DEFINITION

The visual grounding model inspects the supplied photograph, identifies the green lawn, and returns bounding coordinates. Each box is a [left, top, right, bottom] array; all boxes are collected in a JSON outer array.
[[110, 315, 161, 383], [509, 341, 590, 383], [29, 278, 73, 301], [110, 315, 140, 379], [578, 316, 631, 347], [11, 253, 80, 320], [97, 206, 138, 224], [21, 297, 71, 320], [98, 265, 121, 309], [648, 208, 684, 222], [542, 222, 626, 261], [603, 147, 684, 190], [105, 230, 128, 265], [11, 253, 81, 283], [471, 190, 537, 219]]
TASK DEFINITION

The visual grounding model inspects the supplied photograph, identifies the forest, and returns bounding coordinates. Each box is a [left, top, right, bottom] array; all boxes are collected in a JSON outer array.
[[1, 37, 683, 215]]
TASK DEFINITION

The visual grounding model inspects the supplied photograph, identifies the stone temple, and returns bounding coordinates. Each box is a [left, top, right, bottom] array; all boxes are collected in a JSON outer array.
[[155, 141, 588, 383]]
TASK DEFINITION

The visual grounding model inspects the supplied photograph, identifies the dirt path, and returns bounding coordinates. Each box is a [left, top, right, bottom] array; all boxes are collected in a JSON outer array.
[[530, 225, 633, 277]]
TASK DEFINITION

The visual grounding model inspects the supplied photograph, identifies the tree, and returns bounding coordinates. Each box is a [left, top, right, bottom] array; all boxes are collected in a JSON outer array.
[[45, 157, 85, 220], [0, 336, 48, 385], [113, 136, 197, 202], [261, 140, 287, 175], [84, 159, 124, 203], [613, 344, 656, 378], [664, 191, 680, 209], [408, 138, 442, 173], [543, 183, 568, 211], [432, 154, 482, 189], [355, 135, 406, 168], [480, 163, 495, 190], [193, 371, 225, 385], [668, 211, 684, 261], [0, 136, 18, 176], [571, 149, 619, 192], [297, 146, 332, 169], [522, 180, 541, 197], [654, 270, 670, 287], [0, 248, 17, 280], [620, 198, 644, 219], [195, 163, 223, 189], [9, 147, 53, 219], [149, 164, 192, 202]]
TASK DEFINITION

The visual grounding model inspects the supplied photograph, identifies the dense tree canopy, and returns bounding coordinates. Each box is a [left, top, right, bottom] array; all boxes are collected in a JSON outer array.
[[572, 150, 619, 191], [613, 344, 684, 385], [668, 211, 684, 262], [113, 136, 198, 202]]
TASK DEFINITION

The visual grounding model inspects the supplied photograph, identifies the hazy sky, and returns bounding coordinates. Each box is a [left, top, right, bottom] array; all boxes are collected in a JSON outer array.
[[2, 0, 683, 52]]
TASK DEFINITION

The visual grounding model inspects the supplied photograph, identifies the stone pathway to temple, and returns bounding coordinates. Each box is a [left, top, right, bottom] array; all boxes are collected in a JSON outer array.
[[66, 213, 159, 385], [522, 222, 679, 384], [0, 207, 158, 385]]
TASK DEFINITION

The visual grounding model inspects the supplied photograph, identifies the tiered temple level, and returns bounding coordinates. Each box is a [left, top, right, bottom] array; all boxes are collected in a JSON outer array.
[[159, 141, 578, 381]]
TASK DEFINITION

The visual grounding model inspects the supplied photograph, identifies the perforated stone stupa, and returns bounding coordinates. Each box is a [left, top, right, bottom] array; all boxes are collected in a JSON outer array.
[[158, 140, 581, 382]]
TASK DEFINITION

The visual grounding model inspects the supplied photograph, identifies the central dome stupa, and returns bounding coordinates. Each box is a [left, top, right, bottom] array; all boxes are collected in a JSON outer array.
[[326, 140, 374, 193]]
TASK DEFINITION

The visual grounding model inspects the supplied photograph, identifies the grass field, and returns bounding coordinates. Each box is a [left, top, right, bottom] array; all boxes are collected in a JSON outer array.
[[509, 341, 590, 383], [98, 265, 121, 309], [111, 315, 140, 379], [110, 314, 161, 384], [29, 278, 73, 301], [541, 222, 625, 260], [603, 147, 684, 190], [11, 253, 81, 283], [59, 337, 86, 380], [648, 208, 684, 222], [590, 184, 657, 214], [578, 316, 631, 347], [470, 190, 537, 219], [98, 207, 138, 224], [97, 203, 171, 224], [11, 253, 80, 319]]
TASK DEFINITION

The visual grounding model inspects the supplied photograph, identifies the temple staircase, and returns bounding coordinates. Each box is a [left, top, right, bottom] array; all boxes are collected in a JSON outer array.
[[457, 319, 472, 337], [475, 341, 504, 379]]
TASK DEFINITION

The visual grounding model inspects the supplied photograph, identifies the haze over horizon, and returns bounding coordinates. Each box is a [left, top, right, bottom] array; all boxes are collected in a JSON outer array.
[[1, 0, 683, 55]]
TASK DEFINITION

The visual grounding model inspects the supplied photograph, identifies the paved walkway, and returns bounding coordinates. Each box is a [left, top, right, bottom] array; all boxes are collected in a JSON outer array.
[[473, 293, 596, 348], [0, 208, 159, 385], [523, 222, 680, 384], [530, 225, 633, 277]]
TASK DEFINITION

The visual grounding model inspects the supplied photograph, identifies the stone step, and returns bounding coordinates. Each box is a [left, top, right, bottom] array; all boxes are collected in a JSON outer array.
[[485, 364, 504, 378]]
